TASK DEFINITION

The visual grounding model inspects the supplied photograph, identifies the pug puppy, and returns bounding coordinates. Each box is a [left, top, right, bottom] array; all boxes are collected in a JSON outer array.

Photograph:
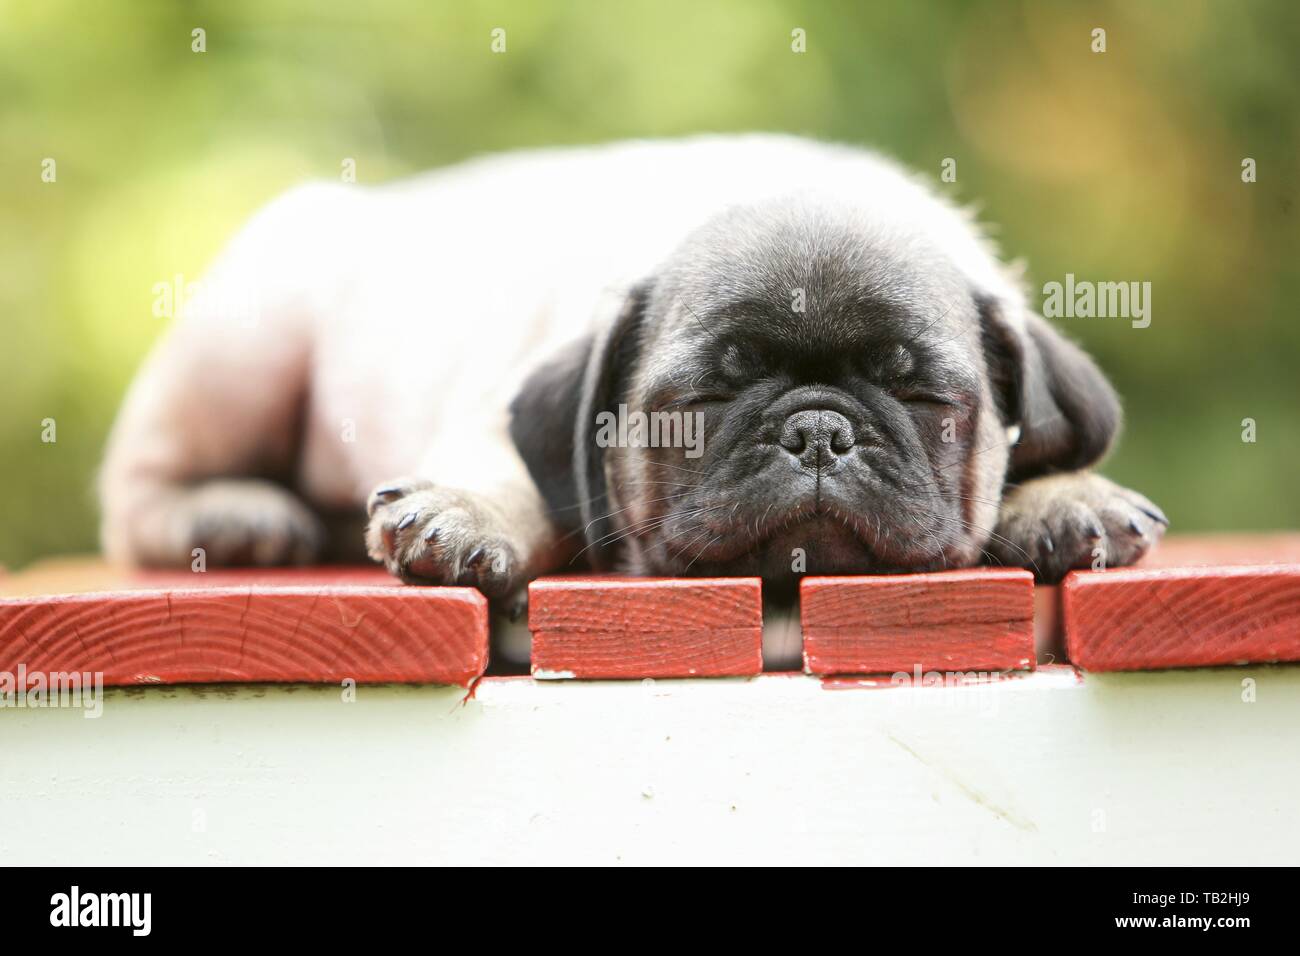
[[100, 135, 1166, 604]]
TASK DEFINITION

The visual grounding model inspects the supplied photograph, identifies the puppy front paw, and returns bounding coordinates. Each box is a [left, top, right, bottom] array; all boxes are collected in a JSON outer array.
[[364, 477, 521, 596], [990, 472, 1168, 583]]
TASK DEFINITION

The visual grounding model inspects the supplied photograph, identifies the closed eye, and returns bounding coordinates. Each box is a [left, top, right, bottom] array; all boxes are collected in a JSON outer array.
[[659, 391, 733, 410], [894, 389, 963, 408]]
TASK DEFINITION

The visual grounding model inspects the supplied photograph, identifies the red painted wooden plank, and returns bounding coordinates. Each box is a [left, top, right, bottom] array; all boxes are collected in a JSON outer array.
[[528, 576, 763, 679], [1031, 535, 1300, 670], [0, 561, 400, 596], [800, 568, 1035, 675], [1138, 532, 1300, 569], [0, 566, 487, 686], [1063, 564, 1300, 671]]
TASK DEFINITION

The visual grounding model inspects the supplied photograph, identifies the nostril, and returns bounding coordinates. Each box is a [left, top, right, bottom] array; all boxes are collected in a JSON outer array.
[[779, 424, 808, 454], [779, 410, 816, 454], [829, 422, 855, 454]]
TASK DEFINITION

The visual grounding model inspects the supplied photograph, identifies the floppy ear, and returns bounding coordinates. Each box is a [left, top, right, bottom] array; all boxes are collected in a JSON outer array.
[[977, 293, 1121, 481], [508, 283, 649, 568]]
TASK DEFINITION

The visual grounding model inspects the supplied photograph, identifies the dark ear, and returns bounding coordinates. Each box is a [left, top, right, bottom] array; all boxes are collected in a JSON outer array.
[[508, 283, 649, 568], [977, 293, 1122, 481]]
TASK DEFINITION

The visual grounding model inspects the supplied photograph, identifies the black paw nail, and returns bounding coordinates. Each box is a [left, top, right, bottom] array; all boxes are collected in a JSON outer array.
[[1141, 506, 1169, 527], [1086, 522, 1103, 540], [369, 485, 403, 515], [396, 511, 418, 531], [465, 547, 486, 567], [423, 526, 440, 543], [1128, 516, 1143, 535]]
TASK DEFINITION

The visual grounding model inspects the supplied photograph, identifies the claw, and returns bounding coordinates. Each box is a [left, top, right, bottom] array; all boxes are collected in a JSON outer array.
[[465, 547, 486, 567], [1085, 521, 1103, 540], [1127, 516, 1143, 535], [369, 485, 404, 515], [396, 511, 418, 532], [1041, 533, 1054, 554], [1140, 505, 1169, 527]]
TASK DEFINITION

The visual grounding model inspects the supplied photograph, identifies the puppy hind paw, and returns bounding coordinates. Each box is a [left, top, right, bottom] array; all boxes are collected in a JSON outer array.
[[177, 480, 325, 567], [990, 473, 1168, 583]]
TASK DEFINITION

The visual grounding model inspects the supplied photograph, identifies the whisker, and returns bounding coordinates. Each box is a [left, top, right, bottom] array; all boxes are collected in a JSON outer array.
[[913, 507, 1039, 575], [684, 533, 723, 572]]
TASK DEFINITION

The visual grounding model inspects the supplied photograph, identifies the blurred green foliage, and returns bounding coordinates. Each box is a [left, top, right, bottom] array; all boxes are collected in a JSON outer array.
[[1, 0, 1297, 568]]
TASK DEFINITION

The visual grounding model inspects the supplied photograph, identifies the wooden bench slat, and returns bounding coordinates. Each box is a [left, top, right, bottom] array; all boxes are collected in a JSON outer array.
[[1062, 534, 1300, 671], [1063, 564, 1300, 671], [800, 568, 1035, 675], [528, 576, 763, 679], [1134, 533, 1300, 568], [0, 565, 488, 686]]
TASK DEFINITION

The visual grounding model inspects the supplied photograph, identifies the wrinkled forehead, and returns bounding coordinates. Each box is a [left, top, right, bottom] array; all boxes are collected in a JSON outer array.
[[650, 199, 974, 342], [643, 247, 979, 379]]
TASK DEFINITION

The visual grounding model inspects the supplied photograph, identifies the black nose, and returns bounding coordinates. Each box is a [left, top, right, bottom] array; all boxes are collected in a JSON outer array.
[[779, 409, 856, 465]]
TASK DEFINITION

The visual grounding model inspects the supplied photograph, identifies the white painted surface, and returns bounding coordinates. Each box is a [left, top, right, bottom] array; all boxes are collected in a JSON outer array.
[[2, 669, 1296, 865]]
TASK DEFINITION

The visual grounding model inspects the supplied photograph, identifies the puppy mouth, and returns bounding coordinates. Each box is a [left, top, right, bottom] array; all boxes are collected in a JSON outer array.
[[658, 493, 948, 577]]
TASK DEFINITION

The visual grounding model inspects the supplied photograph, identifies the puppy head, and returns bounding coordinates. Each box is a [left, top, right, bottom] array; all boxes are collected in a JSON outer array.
[[511, 196, 1119, 579]]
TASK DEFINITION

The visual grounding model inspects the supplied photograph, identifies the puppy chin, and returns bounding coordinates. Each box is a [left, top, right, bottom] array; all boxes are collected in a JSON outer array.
[[752, 520, 873, 576]]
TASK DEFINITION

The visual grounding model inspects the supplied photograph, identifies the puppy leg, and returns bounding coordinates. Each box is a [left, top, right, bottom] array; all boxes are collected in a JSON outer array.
[[989, 472, 1168, 583], [99, 303, 321, 569], [364, 432, 564, 601], [100, 183, 347, 569]]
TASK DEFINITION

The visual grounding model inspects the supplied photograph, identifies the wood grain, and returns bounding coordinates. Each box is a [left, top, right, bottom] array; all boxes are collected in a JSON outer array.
[[528, 576, 763, 678], [1063, 564, 1300, 671], [801, 568, 1035, 675], [0, 565, 488, 686]]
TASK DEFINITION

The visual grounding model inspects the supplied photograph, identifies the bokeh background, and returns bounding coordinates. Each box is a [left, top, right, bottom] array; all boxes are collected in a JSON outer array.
[[2, 0, 1297, 568]]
